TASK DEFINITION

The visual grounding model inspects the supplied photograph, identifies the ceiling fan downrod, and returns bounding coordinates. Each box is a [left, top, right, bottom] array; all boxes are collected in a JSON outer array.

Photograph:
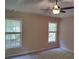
[[56, 0, 58, 5]]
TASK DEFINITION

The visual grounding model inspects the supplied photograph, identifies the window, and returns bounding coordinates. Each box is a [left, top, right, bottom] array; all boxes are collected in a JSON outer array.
[[48, 23, 57, 42], [5, 19, 22, 49]]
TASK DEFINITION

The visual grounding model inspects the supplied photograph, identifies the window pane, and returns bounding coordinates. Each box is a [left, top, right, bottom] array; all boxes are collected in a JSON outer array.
[[48, 23, 57, 31], [5, 20, 21, 32], [5, 34, 21, 49], [48, 33, 56, 42]]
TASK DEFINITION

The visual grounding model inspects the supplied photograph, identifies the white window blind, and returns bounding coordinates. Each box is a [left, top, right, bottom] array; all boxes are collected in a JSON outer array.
[[48, 23, 57, 42], [5, 19, 22, 49]]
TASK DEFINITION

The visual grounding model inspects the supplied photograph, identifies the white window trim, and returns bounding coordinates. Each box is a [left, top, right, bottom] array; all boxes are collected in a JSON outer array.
[[5, 19, 22, 49], [48, 22, 57, 43]]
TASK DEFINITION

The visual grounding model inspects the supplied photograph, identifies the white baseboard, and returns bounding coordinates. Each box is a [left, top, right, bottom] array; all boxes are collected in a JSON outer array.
[[6, 47, 54, 58], [61, 47, 74, 53]]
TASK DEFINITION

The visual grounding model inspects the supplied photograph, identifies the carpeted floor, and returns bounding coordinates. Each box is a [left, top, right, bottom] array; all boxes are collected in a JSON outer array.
[[10, 48, 74, 59]]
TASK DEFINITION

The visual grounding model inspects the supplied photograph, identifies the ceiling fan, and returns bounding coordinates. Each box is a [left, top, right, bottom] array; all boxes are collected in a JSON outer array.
[[40, 0, 74, 14]]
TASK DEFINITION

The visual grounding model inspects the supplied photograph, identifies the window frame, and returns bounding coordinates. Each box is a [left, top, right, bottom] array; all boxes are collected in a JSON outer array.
[[5, 18, 22, 49], [48, 22, 58, 43]]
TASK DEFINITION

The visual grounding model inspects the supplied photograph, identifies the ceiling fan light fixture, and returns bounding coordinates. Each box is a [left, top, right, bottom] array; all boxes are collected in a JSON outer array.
[[52, 5, 60, 14]]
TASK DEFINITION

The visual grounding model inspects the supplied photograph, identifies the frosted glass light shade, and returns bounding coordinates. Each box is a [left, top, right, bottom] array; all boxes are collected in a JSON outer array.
[[52, 5, 60, 14]]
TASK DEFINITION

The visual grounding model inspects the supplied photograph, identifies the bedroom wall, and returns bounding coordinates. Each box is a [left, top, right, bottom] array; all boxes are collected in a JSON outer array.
[[5, 10, 60, 56], [59, 16, 74, 52]]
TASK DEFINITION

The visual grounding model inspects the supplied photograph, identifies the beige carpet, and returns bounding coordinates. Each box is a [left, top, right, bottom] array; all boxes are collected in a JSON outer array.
[[37, 48, 74, 59], [11, 48, 74, 59]]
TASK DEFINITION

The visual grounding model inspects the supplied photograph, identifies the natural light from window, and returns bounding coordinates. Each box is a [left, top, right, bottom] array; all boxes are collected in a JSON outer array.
[[48, 23, 57, 42], [5, 19, 22, 49]]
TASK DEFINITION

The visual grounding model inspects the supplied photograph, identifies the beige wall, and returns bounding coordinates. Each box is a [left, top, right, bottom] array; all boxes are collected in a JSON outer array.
[[5, 10, 60, 56], [59, 16, 74, 52]]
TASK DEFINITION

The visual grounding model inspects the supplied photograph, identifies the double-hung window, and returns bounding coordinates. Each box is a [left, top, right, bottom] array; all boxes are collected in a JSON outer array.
[[5, 19, 22, 49], [48, 22, 57, 43]]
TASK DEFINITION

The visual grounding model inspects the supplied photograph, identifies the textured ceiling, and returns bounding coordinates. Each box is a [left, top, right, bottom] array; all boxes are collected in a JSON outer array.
[[5, 0, 74, 18]]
